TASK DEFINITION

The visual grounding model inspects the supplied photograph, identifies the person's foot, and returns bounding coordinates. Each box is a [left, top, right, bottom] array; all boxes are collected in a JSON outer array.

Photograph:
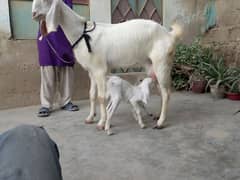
[[38, 107, 50, 117], [61, 102, 79, 111]]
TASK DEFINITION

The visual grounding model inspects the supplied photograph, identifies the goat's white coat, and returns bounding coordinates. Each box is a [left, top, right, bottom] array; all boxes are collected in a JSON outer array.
[[106, 76, 153, 133], [106, 76, 153, 132], [32, 0, 182, 134]]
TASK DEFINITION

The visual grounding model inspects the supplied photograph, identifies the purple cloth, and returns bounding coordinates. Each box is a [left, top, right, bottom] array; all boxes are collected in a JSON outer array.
[[37, 0, 74, 66]]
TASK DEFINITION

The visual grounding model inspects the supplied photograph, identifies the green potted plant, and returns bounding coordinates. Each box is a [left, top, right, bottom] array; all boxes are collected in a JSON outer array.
[[225, 69, 240, 100], [189, 71, 207, 93], [226, 82, 240, 100], [207, 80, 226, 98], [171, 64, 193, 90], [200, 57, 230, 99], [173, 39, 213, 92]]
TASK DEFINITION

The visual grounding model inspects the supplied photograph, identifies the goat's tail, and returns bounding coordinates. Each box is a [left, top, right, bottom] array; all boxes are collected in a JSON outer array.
[[170, 23, 183, 41]]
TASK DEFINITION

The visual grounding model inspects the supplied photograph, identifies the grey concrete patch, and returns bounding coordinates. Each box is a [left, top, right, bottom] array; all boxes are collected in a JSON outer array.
[[0, 92, 239, 180]]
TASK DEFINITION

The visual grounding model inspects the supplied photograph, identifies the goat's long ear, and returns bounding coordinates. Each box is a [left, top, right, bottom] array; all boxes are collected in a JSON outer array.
[[45, 0, 61, 33]]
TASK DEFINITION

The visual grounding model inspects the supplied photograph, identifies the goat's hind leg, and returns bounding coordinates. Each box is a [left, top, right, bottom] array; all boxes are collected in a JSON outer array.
[[153, 64, 171, 129], [150, 47, 172, 129], [154, 85, 170, 129]]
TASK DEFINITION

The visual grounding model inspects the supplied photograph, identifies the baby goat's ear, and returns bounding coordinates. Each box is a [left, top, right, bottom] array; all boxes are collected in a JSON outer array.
[[45, 0, 61, 34]]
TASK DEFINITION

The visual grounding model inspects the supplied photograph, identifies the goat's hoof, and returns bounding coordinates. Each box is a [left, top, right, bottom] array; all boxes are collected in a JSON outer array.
[[153, 124, 165, 130], [104, 125, 113, 131], [96, 124, 105, 131], [140, 124, 147, 129], [85, 119, 95, 124], [106, 129, 114, 136]]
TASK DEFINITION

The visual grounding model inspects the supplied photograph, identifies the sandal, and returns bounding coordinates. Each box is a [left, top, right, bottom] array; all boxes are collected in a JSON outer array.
[[38, 107, 50, 117], [61, 102, 79, 111]]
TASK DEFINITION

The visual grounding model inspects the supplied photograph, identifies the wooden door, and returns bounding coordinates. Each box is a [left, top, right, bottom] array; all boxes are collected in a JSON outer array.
[[111, 0, 162, 24]]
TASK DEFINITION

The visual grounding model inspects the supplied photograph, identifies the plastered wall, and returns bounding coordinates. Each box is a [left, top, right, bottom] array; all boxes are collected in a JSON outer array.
[[202, 0, 240, 66], [0, 36, 90, 109], [0, 1, 90, 110], [164, 0, 240, 66], [163, 0, 209, 43], [0, 0, 11, 37]]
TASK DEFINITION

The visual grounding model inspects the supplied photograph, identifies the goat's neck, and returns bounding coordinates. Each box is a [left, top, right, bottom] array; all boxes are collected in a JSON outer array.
[[139, 84, 150, 99], [143, 87, 150, 98], [59, 2, 85, 45]]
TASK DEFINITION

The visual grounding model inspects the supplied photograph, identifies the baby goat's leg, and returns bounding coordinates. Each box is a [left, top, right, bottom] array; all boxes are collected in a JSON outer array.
[[105, 97, 121, 135], [85, 73, 97, 124], [131, 101, 146, 129], [106, 98, 120, 122], [131, 109, 138, 122], [138, 102, 153, 117]]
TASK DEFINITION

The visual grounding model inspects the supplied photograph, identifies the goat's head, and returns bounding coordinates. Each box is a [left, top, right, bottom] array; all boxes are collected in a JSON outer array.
[[32, 0, 62, 37], [140, 78, 153, 89]]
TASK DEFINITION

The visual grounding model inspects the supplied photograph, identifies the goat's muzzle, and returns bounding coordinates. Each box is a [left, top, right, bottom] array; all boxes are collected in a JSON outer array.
[[32, 12, 41, 20], [32, 12, 37, 19]]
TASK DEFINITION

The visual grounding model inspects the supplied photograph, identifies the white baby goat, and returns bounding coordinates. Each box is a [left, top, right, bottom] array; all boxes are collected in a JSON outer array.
[[32, 0, 182, 134], [106, 76, 153, 134]]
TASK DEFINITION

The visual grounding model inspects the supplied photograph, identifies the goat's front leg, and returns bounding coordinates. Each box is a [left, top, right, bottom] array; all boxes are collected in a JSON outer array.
[[131, 101, 146, 129], [106, 97, 121, 135], [138, 102, 153, 117], [131, 109, 138, 122], [94, 73, 107, 131], [85, 73, 97, 124]]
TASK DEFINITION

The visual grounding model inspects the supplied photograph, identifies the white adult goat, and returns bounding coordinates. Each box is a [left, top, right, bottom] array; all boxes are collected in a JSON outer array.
[[106, 76, 153, 134], [32, 0, 182, 134]]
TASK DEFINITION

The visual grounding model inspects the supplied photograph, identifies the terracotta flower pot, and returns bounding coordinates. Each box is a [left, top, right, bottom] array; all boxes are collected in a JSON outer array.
[[191, 80, 207, 93], [210, 84, 225, 99], [225, 92, 240, 100]]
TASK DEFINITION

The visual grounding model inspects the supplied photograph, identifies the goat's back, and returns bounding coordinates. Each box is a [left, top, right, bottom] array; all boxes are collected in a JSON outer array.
[[93, 19, 173, 68]]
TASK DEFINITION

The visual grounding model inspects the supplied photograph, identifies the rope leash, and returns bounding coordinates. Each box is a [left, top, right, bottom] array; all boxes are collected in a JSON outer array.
[[72, 21, 96, 52], [45, 21, 96, 64], [46, 38, 74, 64]]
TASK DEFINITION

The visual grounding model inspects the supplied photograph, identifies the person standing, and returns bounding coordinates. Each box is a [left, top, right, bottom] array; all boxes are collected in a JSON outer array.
[[37, 0, 79, 117]]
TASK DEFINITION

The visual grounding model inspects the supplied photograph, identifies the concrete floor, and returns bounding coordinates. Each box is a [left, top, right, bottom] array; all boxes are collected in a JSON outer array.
[[0, 92, 239, 180]]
